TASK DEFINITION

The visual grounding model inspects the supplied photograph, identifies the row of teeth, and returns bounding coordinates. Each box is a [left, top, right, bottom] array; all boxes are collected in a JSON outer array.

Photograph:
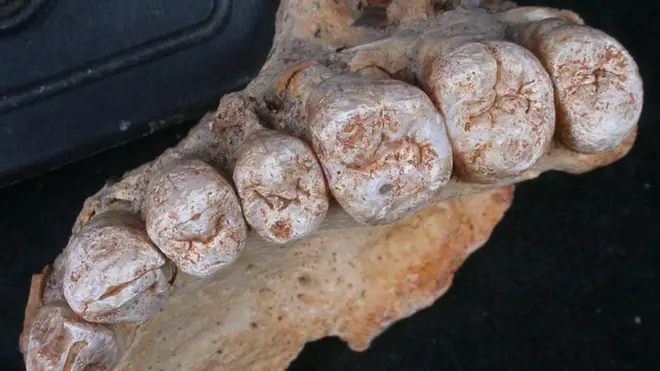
[[22, 6, 643, 371], [63, 5, 646, 323]]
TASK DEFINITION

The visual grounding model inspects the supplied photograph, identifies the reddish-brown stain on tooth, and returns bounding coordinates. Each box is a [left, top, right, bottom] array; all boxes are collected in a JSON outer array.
[[505, 11, 643, 153], [63, 210, 170, 324], [25, 305, 119, 370], [424, 39, 555, 183], [306, 75, 453, 225], [270, 220, 293, 241], [233, 129, 329, 244]]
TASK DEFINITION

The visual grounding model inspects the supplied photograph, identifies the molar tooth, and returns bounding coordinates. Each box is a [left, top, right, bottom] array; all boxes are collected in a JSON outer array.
[[420, 39, 555, 183], [501, 8, 643, 153], [305, 74, 453, 225]]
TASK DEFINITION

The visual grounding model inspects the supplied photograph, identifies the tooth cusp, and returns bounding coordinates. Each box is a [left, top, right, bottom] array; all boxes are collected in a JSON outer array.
[[533, 24, 643, 153]]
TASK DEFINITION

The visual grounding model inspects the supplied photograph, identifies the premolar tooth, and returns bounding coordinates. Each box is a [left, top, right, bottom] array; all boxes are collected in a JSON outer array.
[[305, 74, 453, 225], [144, 159, 247, 278]]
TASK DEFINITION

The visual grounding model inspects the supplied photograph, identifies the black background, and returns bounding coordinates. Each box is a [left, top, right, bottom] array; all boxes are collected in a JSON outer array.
[[1, 0, 658, 370], [0, 0, 278, 188]]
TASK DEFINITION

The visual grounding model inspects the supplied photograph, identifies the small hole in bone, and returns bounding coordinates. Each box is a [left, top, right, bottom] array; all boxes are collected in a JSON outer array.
[[297, 274, 311, 286], [379, 183, 394, 194]]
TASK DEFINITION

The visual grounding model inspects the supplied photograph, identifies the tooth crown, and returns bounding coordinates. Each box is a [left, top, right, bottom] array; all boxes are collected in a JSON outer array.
[[428, 39, 556, 182], [63, 210, 170, 324], [535, 25, 643, 153], [233, 128, 330, 243], [144, 159, 248, 277], [306, 74, 454, 225], [25, 305, 119, 371], [501, 7, 643, 153]]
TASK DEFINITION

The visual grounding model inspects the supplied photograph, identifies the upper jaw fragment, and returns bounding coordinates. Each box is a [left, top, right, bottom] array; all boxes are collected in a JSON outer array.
[[18, 2, 645, 370]]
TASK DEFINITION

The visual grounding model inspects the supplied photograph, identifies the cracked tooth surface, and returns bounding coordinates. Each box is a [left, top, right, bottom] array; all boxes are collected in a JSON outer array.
[[144, 159, 247, 277], [233, 129, 329, 244], [421, 39, 555, 183], [514, 18, 643, 153], [63, 210, 171, 324], [305, 74, 453, 225]]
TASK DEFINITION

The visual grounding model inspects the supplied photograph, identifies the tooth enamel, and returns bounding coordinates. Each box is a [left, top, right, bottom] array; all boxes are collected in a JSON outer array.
[[233, 129, 329, 244], [523, 22, 642, 153], [25, 305, 119, 371], [144, 159, 247, 278], [63, 210, 171, 324], [421, 39, 555, 183], [305, 74, 453, 225], [500, 7, 643, 153]]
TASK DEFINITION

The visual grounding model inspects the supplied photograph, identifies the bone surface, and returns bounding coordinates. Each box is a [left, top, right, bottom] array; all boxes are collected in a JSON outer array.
[[20, 0, 643, 370]]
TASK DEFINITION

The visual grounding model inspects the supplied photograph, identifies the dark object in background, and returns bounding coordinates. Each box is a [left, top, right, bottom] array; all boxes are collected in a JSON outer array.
[[0, 0, 278, 188]]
